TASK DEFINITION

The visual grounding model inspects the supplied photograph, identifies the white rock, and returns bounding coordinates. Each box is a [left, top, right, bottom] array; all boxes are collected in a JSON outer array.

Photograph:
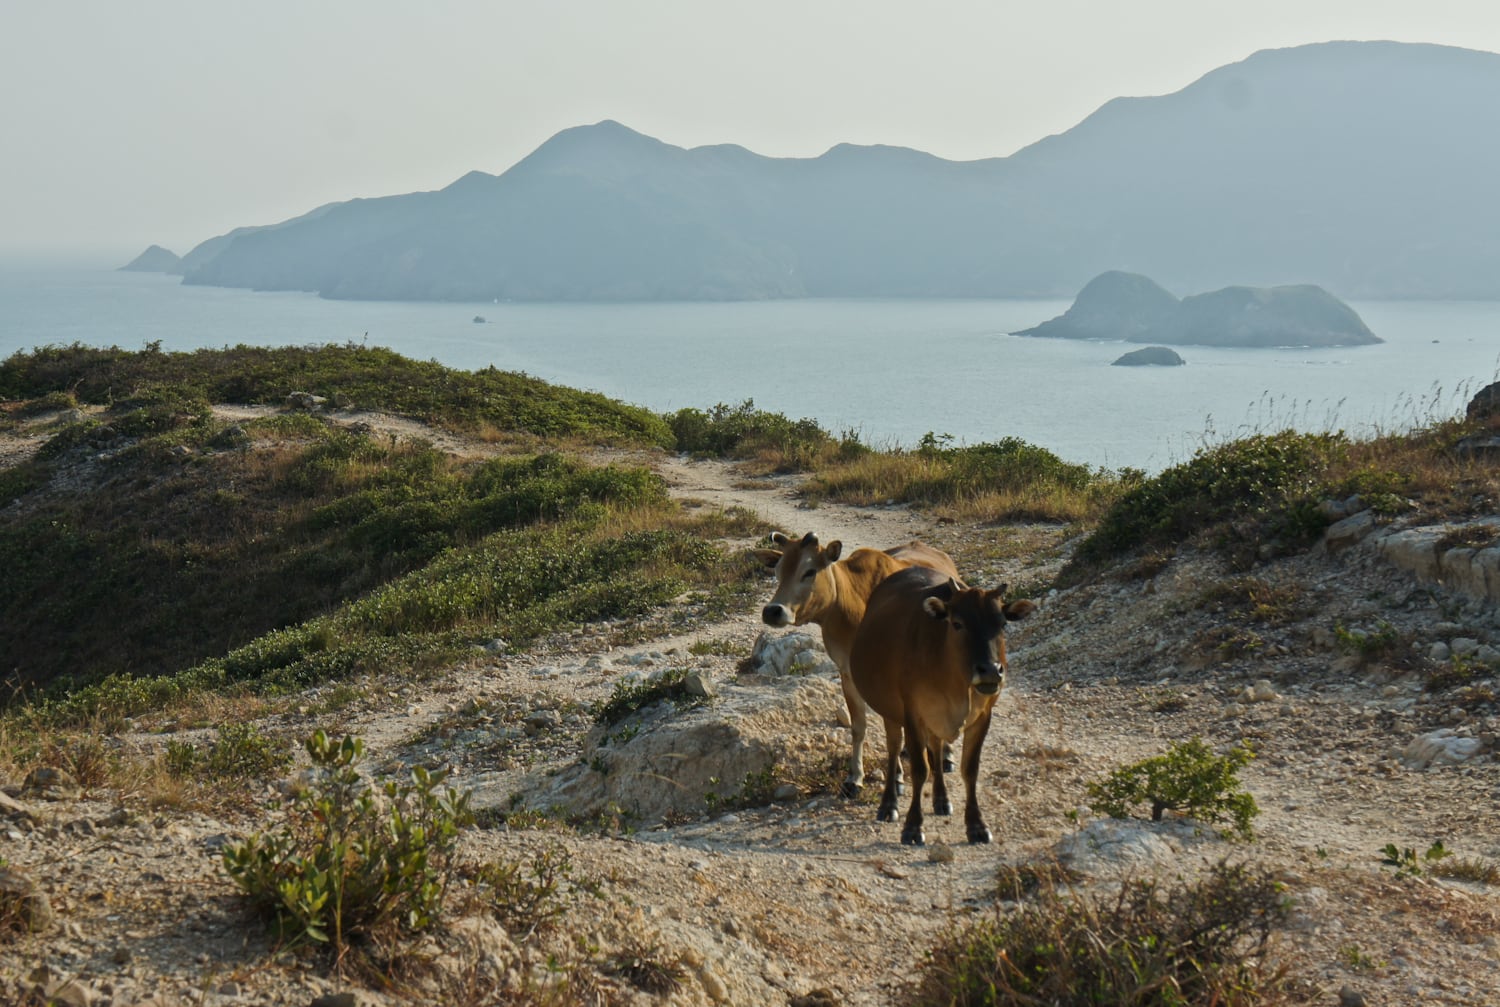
[[1400, 729, 1485, 769], [748, 631, 821, 676]]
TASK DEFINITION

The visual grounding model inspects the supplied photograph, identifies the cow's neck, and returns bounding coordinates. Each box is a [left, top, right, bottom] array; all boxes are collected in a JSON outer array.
[[808, 563, 867, 666]]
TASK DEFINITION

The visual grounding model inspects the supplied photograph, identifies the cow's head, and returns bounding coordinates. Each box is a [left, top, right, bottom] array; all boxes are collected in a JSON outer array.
[[753, 531, 843, 627], [923, 581, 1037, 695]]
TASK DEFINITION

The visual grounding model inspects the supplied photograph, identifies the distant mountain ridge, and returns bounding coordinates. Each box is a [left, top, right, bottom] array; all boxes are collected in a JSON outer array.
[[160, 40, 1500, 302]]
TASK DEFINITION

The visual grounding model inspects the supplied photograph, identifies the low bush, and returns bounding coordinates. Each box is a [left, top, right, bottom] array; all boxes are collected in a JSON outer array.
[[165, 723, 292, 780], [592, 668, 704, 728], [1073, 430, 1344, 566], [222, 731, 472, 957], [1087, 737, 1259, 840], [911, 861, 1294, 1006], [667, 399, 857, 470]]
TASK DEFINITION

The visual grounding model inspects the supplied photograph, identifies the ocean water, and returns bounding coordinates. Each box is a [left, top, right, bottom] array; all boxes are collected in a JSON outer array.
[[4, 266, 1500, 472]]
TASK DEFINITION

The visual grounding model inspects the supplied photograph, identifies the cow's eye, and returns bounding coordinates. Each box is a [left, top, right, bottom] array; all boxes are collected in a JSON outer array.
[[801, 569, 816, 580], [951, 618, 965, 631]]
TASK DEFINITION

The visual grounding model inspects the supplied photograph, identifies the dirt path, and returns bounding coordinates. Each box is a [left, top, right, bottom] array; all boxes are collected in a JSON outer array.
[[653, 453, 940, 553]]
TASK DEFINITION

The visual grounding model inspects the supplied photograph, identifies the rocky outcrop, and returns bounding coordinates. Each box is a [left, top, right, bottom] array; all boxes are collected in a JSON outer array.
[[508, 670, 841, 824], [1370, 519, 1500, 603], [1112, 346, 1186, 366]]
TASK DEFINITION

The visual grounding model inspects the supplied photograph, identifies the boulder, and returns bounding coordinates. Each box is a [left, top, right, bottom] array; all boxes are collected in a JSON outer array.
[[1466, 380, 1500, 423], [0, 866, 55, 933], [502, 675, 840, 823], [1112, 346, 1185, 367], [1054, 818, 1218, 877], [1401, 729, 1484, 769]]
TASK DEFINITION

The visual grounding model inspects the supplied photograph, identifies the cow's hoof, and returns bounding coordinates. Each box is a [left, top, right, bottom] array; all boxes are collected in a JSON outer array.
[[876, 804, 898, 823], [933, 798, 953, 816], [942, 756, 957, 773], [839, 779, 863, 799], [900, 826, 925, 846], [967, 824, 993, 844]]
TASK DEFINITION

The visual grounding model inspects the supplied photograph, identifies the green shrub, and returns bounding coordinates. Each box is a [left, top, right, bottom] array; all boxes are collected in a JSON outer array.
[[592, 668, 704, 728], [107, 385, 212, 438], [913, 861, 1293, 1006], [1087, 738, 1259, 840], [166, 723, 292, 780], [667, 399, 840, 468], [1075, 431, 1344, 564], [221, 731, 472, 954]]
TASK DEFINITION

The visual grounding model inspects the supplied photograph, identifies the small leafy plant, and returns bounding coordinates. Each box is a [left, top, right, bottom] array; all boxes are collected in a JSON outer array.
[[1087, 737, 1259, 840], [1380, 840, 1451, 879], [465, 843, 596, 938], [592, 668, 703, 728], [1334, 621, 1400, 662], [221, 730, 472, 958]]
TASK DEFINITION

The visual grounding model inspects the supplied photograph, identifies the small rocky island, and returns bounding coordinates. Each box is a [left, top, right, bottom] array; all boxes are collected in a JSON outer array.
[[1015, 271, 1381, 348], [1112, 346, 1185, 367], [118, 245, 182, 274]]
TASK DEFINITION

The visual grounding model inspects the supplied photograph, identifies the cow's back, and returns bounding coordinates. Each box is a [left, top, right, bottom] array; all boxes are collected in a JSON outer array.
[[885, 542, 960, 581], [851, 566, 951, 718]]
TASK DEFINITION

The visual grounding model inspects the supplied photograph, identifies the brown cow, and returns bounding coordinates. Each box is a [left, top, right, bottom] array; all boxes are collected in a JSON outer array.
[[850, 566, 1036, 846], [753, 532, 960, 797]]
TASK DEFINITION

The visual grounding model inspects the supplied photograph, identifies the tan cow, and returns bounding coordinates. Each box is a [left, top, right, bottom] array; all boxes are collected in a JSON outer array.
[[849, 566, 1036, 846], [753, 531, 960, 796]]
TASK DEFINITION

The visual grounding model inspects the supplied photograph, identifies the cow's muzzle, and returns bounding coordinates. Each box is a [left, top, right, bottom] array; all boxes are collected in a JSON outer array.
[[762, 604, 792, 627], [971, 664, 1004, 695]]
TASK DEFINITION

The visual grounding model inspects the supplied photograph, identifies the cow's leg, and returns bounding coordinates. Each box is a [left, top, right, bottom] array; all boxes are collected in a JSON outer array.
[[961, 712, 995, 844], [929, 737, 952, 816], [875, 716, 904, 823], [942, 742, 957, 774], [901, 716, 928, 846], [838, 664, 868, 798]]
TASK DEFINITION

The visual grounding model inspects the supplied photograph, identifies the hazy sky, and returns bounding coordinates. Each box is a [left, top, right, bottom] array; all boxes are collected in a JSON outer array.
[[6, 0, 1500, 262]]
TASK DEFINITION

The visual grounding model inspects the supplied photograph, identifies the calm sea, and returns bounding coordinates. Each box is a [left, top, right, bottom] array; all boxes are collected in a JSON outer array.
[[4, 266, 1500, 472]]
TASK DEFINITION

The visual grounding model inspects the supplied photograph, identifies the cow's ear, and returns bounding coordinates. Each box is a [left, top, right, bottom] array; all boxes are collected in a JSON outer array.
[[752, 549, 783, 569], [923, 596, 949, 619], [770, 531, 792, 546], [824, 540, 843, 563], [1004, 599, 1038, 622]]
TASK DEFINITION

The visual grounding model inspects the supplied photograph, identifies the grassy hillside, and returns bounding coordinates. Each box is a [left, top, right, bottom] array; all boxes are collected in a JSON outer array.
[[0, 342, 674, 445], [0, 346, 758, 724]]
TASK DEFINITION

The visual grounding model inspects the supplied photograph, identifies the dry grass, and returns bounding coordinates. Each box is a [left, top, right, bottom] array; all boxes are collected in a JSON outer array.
[[806, 447, 1120, 525]]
